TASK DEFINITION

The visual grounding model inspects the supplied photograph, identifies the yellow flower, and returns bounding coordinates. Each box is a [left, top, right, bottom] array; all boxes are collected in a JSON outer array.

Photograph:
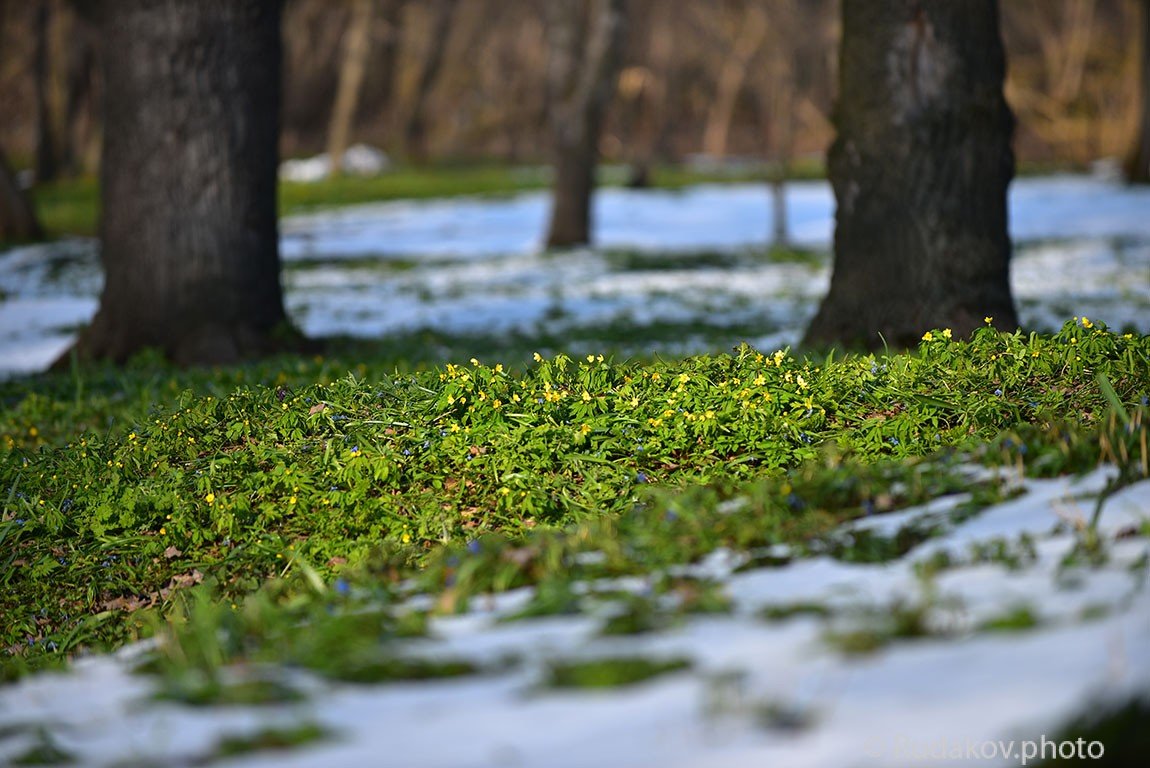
[[587, 354, 596, 363], [401, 532, 412, 544], [159, 527, 166, 535], [942, 328, 953, 340], [495, 363, 504, 373], [582, 390, 592, 402], [580, 423, 591, 435], [500, 487, 510, 495], [1070, 338, 1077, 345], [533, 352, 543, 362], [922, 331, 934, 341], [984, 316, 993, 324], [205, 492, 215, 504], [288, 496, 297, 505], [128, 432, 137, 441], [596, 354, 604, 363], [754, 375, 766, 386], [492, 399, 502, 409]]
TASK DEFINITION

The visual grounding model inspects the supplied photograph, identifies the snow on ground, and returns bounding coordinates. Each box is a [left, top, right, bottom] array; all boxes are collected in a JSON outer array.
[[1, 175, 1149, 377], [1, 471, 1147, 767]]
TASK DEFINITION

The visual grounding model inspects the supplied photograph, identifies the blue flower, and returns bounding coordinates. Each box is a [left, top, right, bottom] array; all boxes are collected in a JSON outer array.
[[335, 578, 350, 596], [635, 472, 648, 483]]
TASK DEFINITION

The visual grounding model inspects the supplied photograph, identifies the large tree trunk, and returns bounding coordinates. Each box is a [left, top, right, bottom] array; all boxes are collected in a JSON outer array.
[[803, 0, 1018, 350], [1125, 0, 1150, 183], [544, 0, 626, 249], [60, 0, 294, 368], [326, 0, 375, 175], [0, 147, 44, 241]]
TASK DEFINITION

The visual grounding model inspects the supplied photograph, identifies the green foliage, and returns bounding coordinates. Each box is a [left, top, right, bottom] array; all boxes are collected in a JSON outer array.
[[0, 319, 1147, 675], [543, 656, 692, 689]]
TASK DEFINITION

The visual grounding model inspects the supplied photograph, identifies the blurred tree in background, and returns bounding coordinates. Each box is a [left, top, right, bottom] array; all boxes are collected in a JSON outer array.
[[543, 0, 626, 247], [1125, 0, 1150, 182]]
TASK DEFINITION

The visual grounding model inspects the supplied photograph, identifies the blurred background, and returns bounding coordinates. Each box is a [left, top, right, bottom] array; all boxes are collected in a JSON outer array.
[[0, 0, 1141, 180]]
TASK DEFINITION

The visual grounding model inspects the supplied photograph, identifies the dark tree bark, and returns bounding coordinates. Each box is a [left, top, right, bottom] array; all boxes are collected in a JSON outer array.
[[1125, 0, 1150, 184], [543, 0, 626, 248], [0, 147, 44, 241], [803, 0, 1018, 349], [59, 0, 296, 367]]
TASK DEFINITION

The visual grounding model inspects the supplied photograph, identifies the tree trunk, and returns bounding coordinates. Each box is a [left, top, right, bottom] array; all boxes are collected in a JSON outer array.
[[402, 0, 457, 164], [0, 147, 44, 241], [1125, 0, 1150, 183], [702, 2, 768, 160], [544, 0, 626, 249], [60, 0, 295, 368], [802, 0, 1018, 350], [327, 0, 375, 175]]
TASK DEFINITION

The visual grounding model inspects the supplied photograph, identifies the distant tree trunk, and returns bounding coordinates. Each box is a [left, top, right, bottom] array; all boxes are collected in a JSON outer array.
[[767, 81, 794, 247], [544, 0, 626, 248], [60, 0, 295, 367], [0, 148, 44, 241], [327, 0, 375, 175], [403, 0, 458, 164], [624, 8, 674, 188], [33, 2, 59, 184], [62, 12, 99, 177], [373, 0, 403, 144], [702, 2, 768, 159], [803, 0, 1018, 350], [1125, 0, 1150, 183]]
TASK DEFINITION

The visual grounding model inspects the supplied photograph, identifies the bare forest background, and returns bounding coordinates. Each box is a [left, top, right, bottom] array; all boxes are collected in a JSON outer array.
[[0, 0, 1142, 181]]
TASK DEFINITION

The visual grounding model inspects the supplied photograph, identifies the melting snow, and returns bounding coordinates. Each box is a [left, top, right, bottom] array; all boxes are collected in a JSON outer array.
[[1, 472, 1147, 767], [2, 175, 1149, 377]]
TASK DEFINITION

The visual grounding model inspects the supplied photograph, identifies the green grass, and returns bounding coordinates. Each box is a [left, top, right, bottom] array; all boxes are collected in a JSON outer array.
[[543, 656, 692, 689], [0, 319, 1148, 680]]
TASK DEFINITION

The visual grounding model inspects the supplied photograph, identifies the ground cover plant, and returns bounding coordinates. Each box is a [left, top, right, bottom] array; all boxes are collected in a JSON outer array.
[[1, 318, 1148, 682]]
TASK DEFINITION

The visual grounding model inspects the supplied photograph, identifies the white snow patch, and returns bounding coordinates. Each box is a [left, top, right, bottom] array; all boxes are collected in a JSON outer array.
[[2, 176, 1149, 377], [2, 474, 1148, 767]]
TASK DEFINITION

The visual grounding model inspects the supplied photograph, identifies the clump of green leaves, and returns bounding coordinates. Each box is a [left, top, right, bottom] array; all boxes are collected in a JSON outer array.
[[543, 656, 692, 689], [1, 319, 1147, 673]]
